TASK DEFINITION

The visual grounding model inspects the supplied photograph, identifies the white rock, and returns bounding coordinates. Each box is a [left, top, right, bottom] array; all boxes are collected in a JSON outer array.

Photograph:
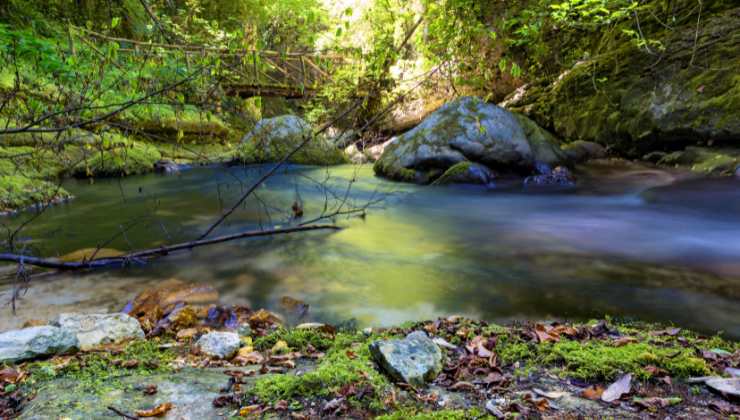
[[56, 313, 144, 350], [196, 331, 241, 359], [0, 326, 78, 363]]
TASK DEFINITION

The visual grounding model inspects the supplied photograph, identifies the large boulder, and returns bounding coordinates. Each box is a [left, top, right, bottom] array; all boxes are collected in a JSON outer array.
[[506, 5, 740, 158], [0, 326, 78, 363], [55, 313, 145, 350], [369, 331, 443, 387], [373, 97, 566, 183], [235, 115, 347, 165]]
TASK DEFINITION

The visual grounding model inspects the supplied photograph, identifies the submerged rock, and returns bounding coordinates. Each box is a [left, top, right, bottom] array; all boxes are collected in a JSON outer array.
[[562, 140, 607, 163], [154, 159, 180, 174], [524, 166, 576, 187], [196, 331, 241, 359], [235, 115, 347, 165], [374, 97, 566, 184], [0, 326, 78, 363], [369, 331, 443, 387], [433, 161, 496, 185], [55, 313, 144, 350]]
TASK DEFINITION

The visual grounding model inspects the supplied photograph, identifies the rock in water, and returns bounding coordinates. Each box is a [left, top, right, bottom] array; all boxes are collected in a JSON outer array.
[[55, 313, 145, 350], [235, 115, 346, 165], [0, 326, 78, 363], [196, 331, 241, 359], [369, 331, 443, 387], [433, 162, 496, 185], [374, 96, 566, 183]]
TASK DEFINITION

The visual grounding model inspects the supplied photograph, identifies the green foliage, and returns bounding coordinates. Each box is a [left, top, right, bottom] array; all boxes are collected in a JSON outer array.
[[72, 138, 161, 177], [0, 174, 69, 212]]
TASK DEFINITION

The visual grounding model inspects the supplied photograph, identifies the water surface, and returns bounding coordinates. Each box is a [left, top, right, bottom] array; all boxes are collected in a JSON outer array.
[[2, 162, 739, 337]]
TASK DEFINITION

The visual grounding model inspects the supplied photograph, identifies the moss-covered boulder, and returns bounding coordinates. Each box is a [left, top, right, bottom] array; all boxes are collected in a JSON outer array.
[[118, 104, 231, 143], [658, 146, 740, 176], [432, 161, 496, 186], [235, 115, 347, 166], [507, 4, 740, 159], [0, 175, 70, 213], [72, 139, 161, 177], [374, 97, 566, 183]]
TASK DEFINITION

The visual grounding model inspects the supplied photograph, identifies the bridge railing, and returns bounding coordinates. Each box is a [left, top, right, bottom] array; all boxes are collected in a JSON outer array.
[[72, 26, 351, 97]]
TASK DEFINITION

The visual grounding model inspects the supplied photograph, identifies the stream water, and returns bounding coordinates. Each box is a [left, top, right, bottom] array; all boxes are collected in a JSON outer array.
[[1, 162, 739, 338]]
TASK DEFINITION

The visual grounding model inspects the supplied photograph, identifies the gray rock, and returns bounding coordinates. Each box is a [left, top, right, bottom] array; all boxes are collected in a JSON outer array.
[[562, 140, 607, 163], [369, 331, 443, 387], [154, 159, 180, 174], [237, 323, 252, 337], [433, 161, 496, 185], [367, 138, 397, 162], [345, 144, 369, 164], [374, 97, 566, 183], [196, 331, 241, 359], [55, 313, 144, 350], [236, 115, 346, 165], [0, 326, 78, 363], [524, 166, 576, 187], [705, 377, 740, 399]]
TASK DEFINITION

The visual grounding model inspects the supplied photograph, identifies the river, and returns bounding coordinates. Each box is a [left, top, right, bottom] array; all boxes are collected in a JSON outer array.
[[1, 161, 739, 338]]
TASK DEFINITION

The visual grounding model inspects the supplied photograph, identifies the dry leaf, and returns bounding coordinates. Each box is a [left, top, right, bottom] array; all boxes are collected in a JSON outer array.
[[602, 374, 632, 403], [613, 337, 637, 347], [581, 385, 604, 400], [239, 404, 261, 416], [135, 402, 173, 417]]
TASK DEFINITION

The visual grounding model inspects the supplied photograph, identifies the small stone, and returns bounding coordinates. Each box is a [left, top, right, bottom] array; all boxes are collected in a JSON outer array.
[[296, 323, 326, 330], [726, 367, 740, 378], [196, 332, 241, 359], [369, 331, 443, 387], [705, 377, 740, 399], [485, 399, 505, 418], [362, 328, 373, 337], [237, 323, 252, 337], [0, 326, 78, 363], [55, 313, 144, 350]]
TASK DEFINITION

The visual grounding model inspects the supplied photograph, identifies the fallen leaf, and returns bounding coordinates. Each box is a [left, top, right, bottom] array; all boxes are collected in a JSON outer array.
[[581, 385, 604, 400], [143, 384, 158, 395], [0, 368, 24, 384], [533, 388, 569, 399], [449, 381, 476, 391], [249, 309, 283, 326], [239, 404, 262, 416], [613, 337, 637, 347], [601, 374, 632, 403], [176, 327, 199, 340], [135, 402, 173, 417], [534, 324, 560, 343], [233, 351, 264, 365]]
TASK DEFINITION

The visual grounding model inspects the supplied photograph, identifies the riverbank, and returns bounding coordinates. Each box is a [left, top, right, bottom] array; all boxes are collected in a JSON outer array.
[[1, 289, 738, 418]]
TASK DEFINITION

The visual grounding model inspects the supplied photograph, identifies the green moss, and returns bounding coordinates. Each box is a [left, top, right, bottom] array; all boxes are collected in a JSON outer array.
[[72, 138, 161, 177], [235, 133, 347, 166], [25, 340, 175, 394], [378, 408, 491, 420], [251, 332, 391, 410], [253, 327, 335, 352], [658, 147, 740, 175], [0, 174, 70, 212], [432, 161, 472, 185], [119, 104, 231, 142], [537, 339, 710, 381]]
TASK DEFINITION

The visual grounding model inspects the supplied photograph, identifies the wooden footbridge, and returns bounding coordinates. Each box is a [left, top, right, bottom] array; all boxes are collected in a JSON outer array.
[[75, 27, 348, 99]]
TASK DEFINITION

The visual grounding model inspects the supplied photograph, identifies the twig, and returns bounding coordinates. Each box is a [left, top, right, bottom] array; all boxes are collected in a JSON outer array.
[[107, 406, 139, 420]]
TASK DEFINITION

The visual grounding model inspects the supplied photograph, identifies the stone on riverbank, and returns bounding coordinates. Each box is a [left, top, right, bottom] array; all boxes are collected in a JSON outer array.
[[0, 326, 78, 363], [705, 377, 740, 400], [235, 115, 347, 165], [373, 97, 566, 184], [55, 313, 144, 350], [196, 331, 241, 359], [369, 331, 443, 387]]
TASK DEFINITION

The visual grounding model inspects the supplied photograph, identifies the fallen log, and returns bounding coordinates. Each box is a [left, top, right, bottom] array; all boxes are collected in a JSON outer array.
[[0, 224, 339, 270]]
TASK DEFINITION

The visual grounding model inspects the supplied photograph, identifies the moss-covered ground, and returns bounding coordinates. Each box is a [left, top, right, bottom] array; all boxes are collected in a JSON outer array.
[[7, 317, 737, 419]]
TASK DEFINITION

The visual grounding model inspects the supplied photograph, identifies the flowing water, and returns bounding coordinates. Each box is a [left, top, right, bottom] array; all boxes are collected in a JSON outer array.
[[2, 162, 740, 337]]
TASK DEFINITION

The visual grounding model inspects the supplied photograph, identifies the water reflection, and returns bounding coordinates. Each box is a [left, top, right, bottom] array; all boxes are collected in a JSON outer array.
[[1, 163, 739, 338]]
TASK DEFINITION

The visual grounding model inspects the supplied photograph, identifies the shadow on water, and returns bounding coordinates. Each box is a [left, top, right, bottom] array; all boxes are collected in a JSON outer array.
[[1, 162, 739, 338]]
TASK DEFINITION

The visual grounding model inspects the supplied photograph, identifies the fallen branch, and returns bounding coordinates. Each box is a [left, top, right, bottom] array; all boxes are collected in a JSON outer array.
[[0, 224, 339, 270]]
